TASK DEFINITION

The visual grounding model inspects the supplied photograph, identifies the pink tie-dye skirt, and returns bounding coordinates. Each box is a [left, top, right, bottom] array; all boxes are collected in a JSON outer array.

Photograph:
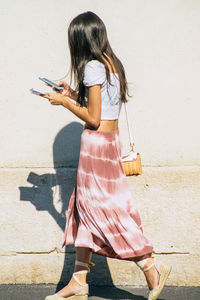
[[62, 127, 153, 260]]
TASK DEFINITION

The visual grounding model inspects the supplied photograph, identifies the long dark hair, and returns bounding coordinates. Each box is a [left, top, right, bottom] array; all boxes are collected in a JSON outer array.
[[68, 11, 129, 107]]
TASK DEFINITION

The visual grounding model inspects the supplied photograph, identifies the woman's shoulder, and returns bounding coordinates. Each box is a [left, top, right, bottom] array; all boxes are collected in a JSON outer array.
[[83, 60, 106, 87]]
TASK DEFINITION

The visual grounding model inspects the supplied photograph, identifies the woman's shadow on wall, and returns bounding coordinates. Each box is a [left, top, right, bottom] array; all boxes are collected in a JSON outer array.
[[19, 121, 147, 300]]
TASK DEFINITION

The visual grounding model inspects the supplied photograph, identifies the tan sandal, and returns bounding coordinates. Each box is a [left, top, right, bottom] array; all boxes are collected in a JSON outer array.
[[45, 260, 95, 300]]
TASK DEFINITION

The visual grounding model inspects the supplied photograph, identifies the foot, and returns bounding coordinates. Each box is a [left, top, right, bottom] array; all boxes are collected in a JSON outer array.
[[57, 273, 87, 298], [148, 263, 172, 300]]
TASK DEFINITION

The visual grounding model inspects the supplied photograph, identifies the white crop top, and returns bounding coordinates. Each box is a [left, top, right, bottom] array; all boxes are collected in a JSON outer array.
[[83, 60, 122, 120]]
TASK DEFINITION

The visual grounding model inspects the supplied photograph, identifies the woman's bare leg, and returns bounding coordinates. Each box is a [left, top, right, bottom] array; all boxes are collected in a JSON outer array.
[[142, 257, 160, 290], [133, 254, 159, 290], [57, 247, 92, 298]]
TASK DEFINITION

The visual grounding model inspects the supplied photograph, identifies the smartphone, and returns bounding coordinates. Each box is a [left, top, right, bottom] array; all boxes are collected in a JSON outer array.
[[39, 77, 63, 91], [30, 88, 45, 97]]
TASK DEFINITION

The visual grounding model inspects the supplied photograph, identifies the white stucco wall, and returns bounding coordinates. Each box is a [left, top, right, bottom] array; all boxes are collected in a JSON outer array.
[[1, 0, 200, 167], [0, 0, 200, 286]]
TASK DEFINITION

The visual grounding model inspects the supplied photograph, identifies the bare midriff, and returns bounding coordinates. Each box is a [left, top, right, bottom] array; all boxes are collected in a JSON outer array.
[[85, 119, 118, 132], [97, 119, 118, 132]]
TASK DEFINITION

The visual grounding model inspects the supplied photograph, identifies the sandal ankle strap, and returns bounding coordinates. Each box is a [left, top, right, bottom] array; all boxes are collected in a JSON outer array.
[[143, 262, 154, 272], [136, 256, 155, 272], [73, 271, 88, 286], [75, 260, 95, 272]]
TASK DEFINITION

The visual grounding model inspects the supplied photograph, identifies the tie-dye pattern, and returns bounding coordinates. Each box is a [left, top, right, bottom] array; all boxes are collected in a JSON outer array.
[[62, 128, 153, 259]]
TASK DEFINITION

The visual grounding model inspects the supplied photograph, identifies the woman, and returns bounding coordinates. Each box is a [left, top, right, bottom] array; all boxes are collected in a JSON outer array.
[[43, 11, 171, 300]]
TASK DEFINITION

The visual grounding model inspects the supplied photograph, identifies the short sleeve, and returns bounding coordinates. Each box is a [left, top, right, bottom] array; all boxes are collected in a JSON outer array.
[[83, 60, 106, 87]]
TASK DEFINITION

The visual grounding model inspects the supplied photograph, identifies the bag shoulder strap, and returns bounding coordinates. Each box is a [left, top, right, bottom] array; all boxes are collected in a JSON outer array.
[[124, 102, 134, 150]]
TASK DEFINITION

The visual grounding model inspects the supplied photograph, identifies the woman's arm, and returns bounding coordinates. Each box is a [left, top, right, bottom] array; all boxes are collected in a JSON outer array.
[[44, 84, 101, 129]]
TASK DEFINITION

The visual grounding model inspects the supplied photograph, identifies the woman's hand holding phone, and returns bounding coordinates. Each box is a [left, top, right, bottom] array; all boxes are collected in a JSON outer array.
[[43, 92, 64, 106], [45, 81, 78, 101], [39, 77, 77, 101], [43, 81, 78, 105], [58, 81, 78, 101], [31, 78, 78, 105]]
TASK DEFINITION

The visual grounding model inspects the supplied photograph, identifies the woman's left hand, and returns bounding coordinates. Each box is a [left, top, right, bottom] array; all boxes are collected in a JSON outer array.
[[43, 92, 64, 106]]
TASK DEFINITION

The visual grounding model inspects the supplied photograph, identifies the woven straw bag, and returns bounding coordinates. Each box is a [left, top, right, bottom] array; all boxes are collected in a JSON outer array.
[[121, 103, 142, 176]]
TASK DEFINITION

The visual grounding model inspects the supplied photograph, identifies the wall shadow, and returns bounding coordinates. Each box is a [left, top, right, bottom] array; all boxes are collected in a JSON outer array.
[[19, 121, 147, 299]]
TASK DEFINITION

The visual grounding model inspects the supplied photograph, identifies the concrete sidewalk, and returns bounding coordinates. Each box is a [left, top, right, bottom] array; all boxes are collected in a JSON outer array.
[[0, 285, 199, 300]]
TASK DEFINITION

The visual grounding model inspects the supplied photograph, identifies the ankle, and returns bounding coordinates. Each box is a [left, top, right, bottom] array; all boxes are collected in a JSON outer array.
[[143, 257, 154, 272], [73, 270, 88, 285], [135, 255, 160, 290], [74, 259, 95, 273], [135, 256, 154, 272]]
